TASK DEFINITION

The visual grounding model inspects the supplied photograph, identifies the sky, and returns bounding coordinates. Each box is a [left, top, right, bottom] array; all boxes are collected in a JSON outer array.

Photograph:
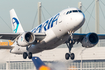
[[0, 0, 105, 34]]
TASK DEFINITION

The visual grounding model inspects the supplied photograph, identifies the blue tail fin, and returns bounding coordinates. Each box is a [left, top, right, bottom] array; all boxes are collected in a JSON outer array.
[[32, 57, 51, 70]]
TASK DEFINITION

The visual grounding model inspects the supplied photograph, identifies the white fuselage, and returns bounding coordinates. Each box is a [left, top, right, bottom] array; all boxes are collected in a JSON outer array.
[[11, 8, 85, 54]]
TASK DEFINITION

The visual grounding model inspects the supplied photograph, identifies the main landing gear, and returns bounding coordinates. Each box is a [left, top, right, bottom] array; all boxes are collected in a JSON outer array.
[[23, 46, 32, 59], [65, 33, 75, 60], [23, 52, 32, 59]]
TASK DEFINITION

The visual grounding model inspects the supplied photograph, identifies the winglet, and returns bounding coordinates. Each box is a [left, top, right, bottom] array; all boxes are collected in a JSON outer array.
[[10, 9, 24, 33], [32, 57, 51, 70]]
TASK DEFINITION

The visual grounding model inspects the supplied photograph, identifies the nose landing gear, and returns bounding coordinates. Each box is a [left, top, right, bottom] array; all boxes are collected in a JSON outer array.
[[65, 33, 75, 60], [65, 53, 75, 60]]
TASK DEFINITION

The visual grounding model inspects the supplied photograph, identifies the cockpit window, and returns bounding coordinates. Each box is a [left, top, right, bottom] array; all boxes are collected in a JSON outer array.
[[66, 11, 69, 14], [66, 11, 72, 15], [66, 10, 82, 15], [70, 11, 72, 13], [78, 10, 82, 13], [73, 10, 78, 12]]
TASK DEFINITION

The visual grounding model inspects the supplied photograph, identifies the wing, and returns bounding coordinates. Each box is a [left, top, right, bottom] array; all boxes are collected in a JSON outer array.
[[0, 32, 46, 41], [72, 33, 105, 42], [73, 33, 86, 40], [97, 34, 105, 39], [0, 33, 20, 40]]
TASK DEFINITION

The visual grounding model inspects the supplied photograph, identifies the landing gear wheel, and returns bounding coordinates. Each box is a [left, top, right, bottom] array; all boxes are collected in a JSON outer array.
[[23, 52, 27, 59], [65, 53, 70, 60], [70, 53, 75, 60], [28, 52, 32, 59]]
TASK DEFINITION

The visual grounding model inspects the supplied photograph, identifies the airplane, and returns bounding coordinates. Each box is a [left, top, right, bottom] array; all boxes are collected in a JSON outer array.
[[0, 7, 105, 60], [32, 57, 51, 70]]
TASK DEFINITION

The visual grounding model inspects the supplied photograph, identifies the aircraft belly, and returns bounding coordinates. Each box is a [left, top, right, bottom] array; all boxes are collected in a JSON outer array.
[[48, 34, 70, 49], [29, 34, 69, 54], [28, 38, 59, 53]]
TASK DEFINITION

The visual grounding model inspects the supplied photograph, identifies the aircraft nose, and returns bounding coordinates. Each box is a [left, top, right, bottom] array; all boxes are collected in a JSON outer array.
[[76, 13, 85, 25]]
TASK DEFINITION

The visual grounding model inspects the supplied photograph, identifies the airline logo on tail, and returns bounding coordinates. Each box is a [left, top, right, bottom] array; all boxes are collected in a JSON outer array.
[[10, 9, 24, 33], [12, 17, 19, 33]]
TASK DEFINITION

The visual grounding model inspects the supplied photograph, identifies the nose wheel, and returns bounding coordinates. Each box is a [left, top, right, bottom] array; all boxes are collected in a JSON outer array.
[[65, 53, 75, 60], [70, 53, 75, 60], [65, 53, 70, 60]]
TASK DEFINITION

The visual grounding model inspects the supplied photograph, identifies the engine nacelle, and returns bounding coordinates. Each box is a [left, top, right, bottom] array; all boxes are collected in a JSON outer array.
[[17, 32, 35, 47], [82, 33, 99, 48]]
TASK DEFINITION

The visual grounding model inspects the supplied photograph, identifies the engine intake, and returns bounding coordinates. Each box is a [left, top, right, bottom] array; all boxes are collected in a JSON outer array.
[[25, 32, 34, 43], [82, 33, 99, 48], [17, 32, 35, 47]]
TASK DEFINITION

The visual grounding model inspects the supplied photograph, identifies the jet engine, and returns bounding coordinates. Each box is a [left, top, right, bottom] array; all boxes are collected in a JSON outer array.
[[17, 32, 35, 47], [81, 33, 99, 48]]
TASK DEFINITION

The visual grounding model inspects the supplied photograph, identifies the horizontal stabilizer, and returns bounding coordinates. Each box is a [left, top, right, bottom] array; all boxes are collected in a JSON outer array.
[[0, 46, 13, 49]]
